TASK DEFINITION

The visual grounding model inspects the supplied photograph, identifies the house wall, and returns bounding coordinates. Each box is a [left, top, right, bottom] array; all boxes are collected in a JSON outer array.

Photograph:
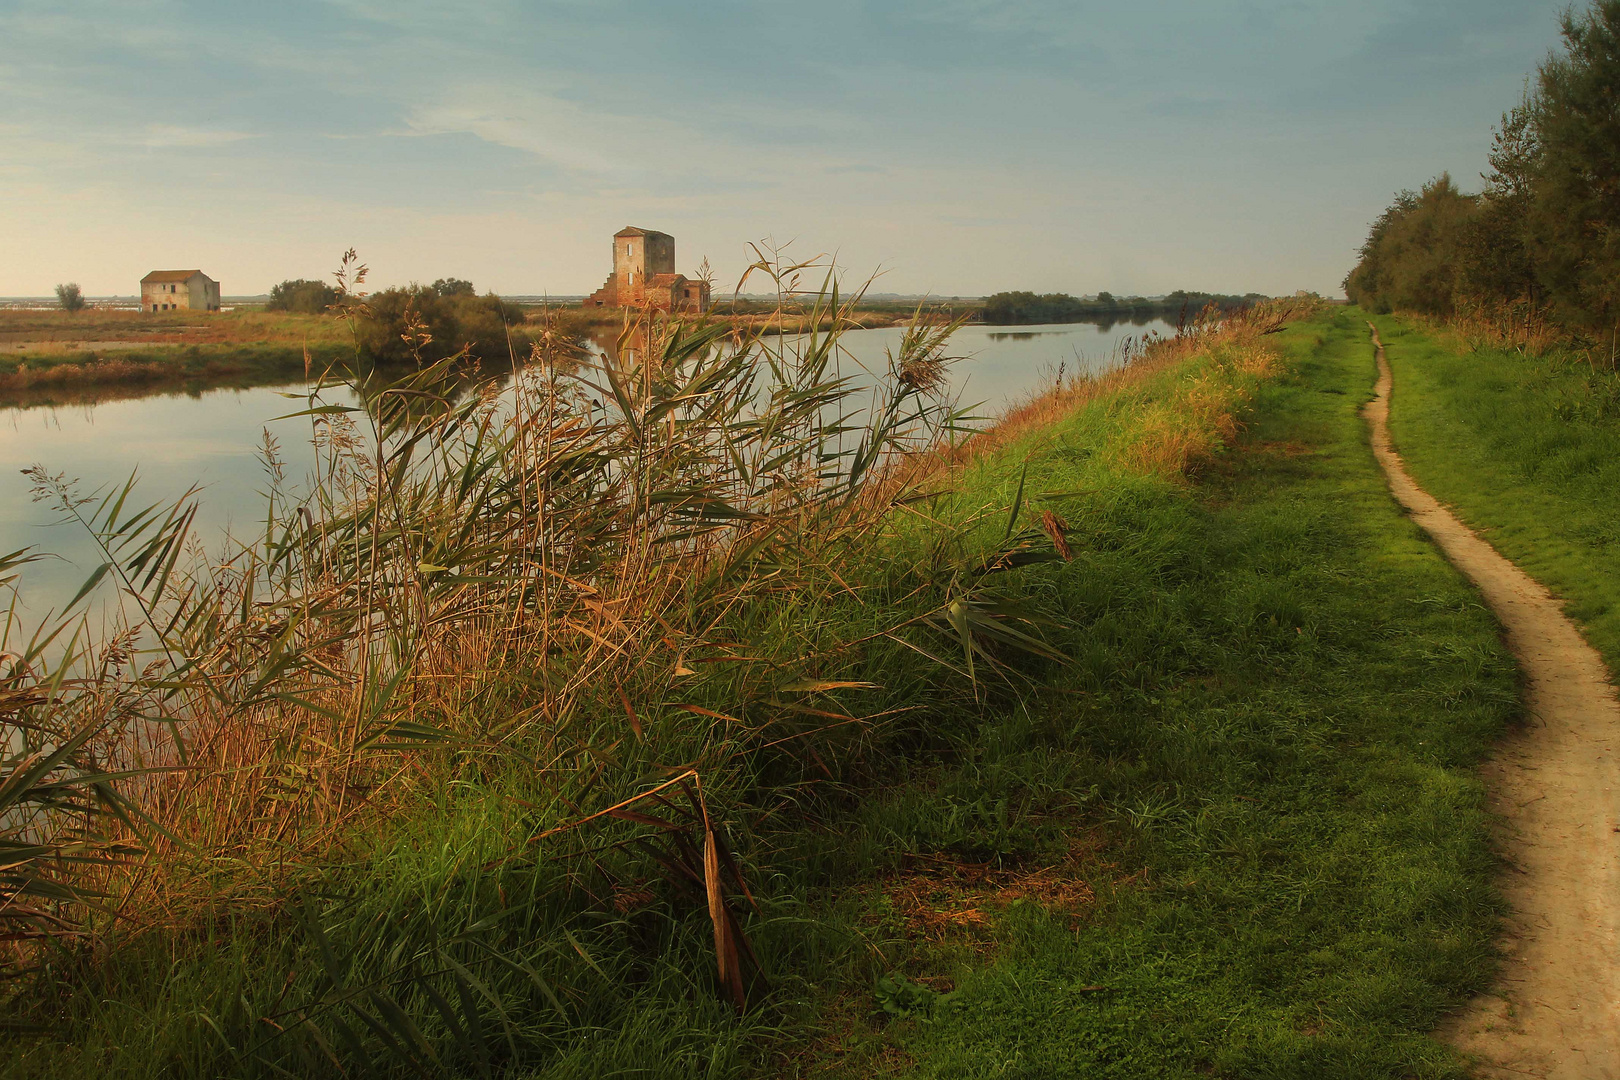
[[679, 280, 711, 314], [191, 276, 221, 310], [141, 274, 220, 312]]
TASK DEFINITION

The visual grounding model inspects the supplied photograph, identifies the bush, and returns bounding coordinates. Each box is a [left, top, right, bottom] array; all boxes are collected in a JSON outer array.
[[1344, 175, 1478, 318], [357, 285, 527, 364], [429, 277, 475, 298], [54, 283, 85, 313], [983, 291, 1093, 324], [267, 278, 339, 314]]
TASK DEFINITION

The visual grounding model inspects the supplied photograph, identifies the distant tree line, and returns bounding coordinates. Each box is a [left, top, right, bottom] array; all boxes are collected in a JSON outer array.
[[982, 289, 1269, 326], [1346, 0, 1620, 346]]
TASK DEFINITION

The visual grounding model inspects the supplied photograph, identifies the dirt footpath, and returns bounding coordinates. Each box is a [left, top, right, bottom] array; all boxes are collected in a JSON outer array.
[[1363, 325, 1620, 1078]]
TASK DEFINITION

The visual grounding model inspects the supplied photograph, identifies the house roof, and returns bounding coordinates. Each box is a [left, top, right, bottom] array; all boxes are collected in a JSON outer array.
[[141, 269, 203, 283], [648, 273, 687, 287], [615, 226, 672, 240]]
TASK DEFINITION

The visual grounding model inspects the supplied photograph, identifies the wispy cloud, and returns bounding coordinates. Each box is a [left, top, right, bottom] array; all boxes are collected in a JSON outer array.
[[137, 125, 260, 149], [405, 94, 621, 176], [0, 0, 1580, 297]]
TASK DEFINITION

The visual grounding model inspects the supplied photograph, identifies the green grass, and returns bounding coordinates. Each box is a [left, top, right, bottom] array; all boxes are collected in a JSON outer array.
[[1371, 312, 1620, 679], [774, 308, 1517, 1077], [1, 309, 1517, 1078]]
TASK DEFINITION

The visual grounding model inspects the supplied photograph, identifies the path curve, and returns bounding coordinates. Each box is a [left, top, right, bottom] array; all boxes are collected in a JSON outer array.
[[1363, 324, 1620, 1078]]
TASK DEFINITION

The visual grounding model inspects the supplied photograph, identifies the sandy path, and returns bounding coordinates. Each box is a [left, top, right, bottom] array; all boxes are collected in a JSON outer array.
[[1362, 325, 1620, 1078]]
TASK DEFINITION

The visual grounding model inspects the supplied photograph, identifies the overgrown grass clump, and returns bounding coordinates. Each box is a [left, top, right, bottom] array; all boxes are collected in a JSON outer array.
[[1373, 313, 1620, 678], [0, 300, 1516, 1078]]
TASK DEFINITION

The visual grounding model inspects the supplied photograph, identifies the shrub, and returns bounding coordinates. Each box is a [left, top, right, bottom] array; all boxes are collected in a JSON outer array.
[[357, 285, 527, 364], [54, 283, 85, 313], [267, 278, 339, 314], [429, 277, 475, 298]]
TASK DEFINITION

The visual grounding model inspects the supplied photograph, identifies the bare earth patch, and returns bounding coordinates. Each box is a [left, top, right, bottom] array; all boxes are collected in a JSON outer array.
[[1366, 325, 1620, 1079]]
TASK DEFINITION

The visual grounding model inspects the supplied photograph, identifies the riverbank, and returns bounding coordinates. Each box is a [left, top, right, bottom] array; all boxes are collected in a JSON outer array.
[[0, 309, 355, 396], [0, 306, 934, 397], [0, 305, 1516, 1078], [782, 306, 1517, 1077]]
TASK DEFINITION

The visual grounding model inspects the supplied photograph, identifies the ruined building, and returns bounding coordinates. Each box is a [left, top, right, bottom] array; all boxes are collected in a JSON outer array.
[[141, 270, 221, 312], [584, 227, 710, 313]]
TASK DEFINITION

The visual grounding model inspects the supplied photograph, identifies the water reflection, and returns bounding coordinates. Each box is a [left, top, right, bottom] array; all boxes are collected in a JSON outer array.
[[0, 318, 1173, 628]]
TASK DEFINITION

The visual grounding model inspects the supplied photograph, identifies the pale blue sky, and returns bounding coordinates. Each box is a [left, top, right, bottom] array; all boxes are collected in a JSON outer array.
[[0, 0, 1569, 297]]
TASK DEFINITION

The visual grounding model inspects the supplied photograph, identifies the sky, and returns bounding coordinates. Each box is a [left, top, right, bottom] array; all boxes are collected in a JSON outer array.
[[0, 0, 1574, 299]]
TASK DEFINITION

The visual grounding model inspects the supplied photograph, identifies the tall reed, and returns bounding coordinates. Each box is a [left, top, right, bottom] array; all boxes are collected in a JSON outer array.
[[0, 249, 1070, 1039]]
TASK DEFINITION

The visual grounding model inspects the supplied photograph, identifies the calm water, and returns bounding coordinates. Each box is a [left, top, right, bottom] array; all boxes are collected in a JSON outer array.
[[0, 319, 1171, 630]]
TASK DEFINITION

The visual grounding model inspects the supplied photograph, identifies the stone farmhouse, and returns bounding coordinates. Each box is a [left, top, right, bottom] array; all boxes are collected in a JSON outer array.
[[584, 227, 710, 313], [141, 270, 221, 312]]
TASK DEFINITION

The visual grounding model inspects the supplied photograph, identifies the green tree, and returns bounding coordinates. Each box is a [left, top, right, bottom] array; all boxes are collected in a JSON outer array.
[[54, 282, 85, 313], [429, 278, 476, 298], [1345, 177, 1478, 317], [267, 278, 339, 314], [1528, 0, 1620, 341], [1458, 98, 1543, 310]]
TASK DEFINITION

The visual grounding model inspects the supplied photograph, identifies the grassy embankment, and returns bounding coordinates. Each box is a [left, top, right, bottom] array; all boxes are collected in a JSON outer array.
[[0, 309, 356, 403], [542, 300, 965, 338], [0, 303, 953, 403], [788, 306, 1517, 1078], [1369, 313, 1620, 680], [0, 305, 1516, 1078]]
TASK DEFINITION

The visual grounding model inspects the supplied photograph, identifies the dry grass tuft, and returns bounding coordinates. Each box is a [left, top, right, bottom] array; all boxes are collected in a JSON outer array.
[[873, 836, 1109, 947]]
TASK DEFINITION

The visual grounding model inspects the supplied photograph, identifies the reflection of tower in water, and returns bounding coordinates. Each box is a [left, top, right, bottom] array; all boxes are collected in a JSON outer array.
[[587, 324, 650, 369]]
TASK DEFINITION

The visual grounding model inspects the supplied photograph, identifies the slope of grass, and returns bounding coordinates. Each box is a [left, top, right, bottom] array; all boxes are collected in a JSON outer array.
[[788, 307, 1517, 1078], [1, 308, 1516, 1078], [1370, 313, 1620, 679]]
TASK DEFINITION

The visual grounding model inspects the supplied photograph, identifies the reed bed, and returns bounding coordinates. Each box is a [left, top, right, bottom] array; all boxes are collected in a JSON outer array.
[[0, 253, 1073, 1071]]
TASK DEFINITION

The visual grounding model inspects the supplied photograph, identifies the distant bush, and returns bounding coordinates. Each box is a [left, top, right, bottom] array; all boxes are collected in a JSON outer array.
[[429, 278, 476, 298], [358, 286, 526, 364], [267, 278, 340, 314], [55, 283, 85, 313]]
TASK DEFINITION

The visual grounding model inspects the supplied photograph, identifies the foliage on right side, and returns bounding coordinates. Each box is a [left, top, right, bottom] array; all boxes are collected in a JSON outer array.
[[1345, 0, 1620, 354]]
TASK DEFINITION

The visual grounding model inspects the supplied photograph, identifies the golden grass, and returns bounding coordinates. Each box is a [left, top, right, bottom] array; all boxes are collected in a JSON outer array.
[[938, 297, 1316, 480]]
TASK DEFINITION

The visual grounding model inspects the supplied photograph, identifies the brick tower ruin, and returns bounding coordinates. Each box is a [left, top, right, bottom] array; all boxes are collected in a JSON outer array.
[[585, 227, 710, 313]]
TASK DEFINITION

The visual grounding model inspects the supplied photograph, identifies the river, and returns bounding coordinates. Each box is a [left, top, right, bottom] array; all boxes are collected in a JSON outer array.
[[0, 319, 1173, 633]]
